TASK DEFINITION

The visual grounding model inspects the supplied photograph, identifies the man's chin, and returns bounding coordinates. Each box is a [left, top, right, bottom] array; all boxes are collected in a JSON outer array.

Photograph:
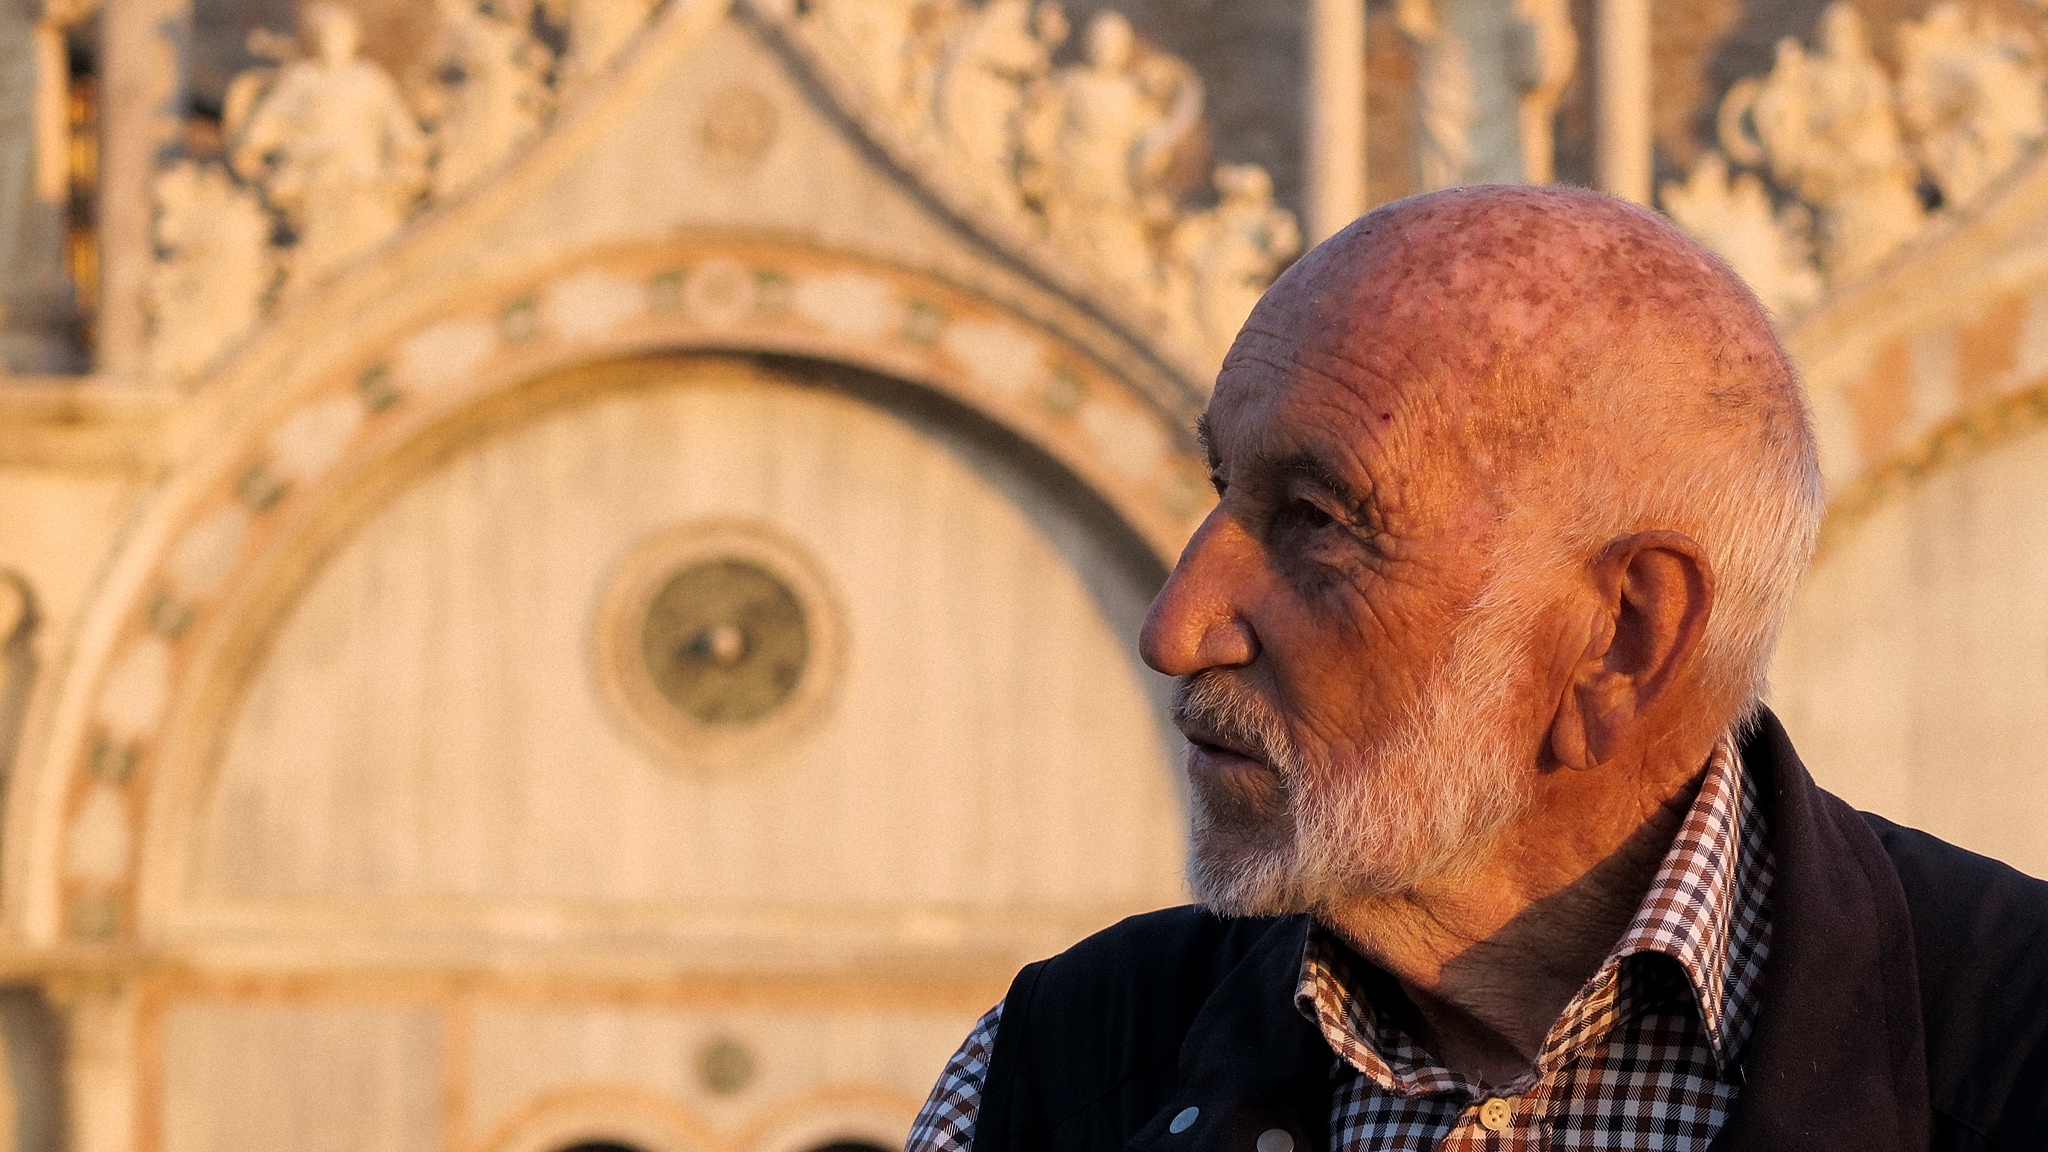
[[1185, 825, 1311, 917]]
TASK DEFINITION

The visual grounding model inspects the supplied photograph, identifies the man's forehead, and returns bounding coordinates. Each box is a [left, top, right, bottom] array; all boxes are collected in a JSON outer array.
[[1206, 316, 1445, 449]]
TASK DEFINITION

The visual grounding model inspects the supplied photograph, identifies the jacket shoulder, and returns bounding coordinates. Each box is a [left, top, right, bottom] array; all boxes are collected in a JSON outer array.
[[981, 907, 1294, 1148], [1012, 906, 1287, 1044], [1861, 812, 2048, 1148]]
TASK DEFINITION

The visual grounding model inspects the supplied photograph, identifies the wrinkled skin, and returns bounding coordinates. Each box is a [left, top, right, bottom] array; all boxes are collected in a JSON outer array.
[[1140, 185, 1807, 1084]]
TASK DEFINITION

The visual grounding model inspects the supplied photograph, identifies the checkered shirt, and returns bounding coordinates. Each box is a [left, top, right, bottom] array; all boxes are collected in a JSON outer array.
[[906, 739, 1772, 1152]]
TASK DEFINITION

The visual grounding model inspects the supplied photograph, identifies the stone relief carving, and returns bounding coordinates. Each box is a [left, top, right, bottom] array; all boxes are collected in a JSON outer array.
[[1662, 153, 1824, 319], [781, 0, 1299, 366], [415, 0, 556, 199], [1164, 163, 1302, 365], [1396, 0, 1477, 192], [1720, 4, 1924, 283], [1030, 12, 1204, 309], [1897, 3, 2046, 209], [142, 0, 592, 379], [1669, 1, 2048, 322], [230, 3, 430, 293], [546, 0, 659, 79], [148, 161, 275, 380], [933, 0, 1063, 214]]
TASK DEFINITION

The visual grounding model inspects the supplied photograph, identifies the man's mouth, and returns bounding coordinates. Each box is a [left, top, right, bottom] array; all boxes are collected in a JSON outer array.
[[1178, 723, 1271, 771]]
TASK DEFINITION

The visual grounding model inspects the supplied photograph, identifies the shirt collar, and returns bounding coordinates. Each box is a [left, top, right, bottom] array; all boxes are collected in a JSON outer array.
[[1293, 732, 1772, 1088]]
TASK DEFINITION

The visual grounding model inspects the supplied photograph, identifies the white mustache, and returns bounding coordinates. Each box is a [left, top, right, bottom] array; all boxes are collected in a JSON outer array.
[[1170, 671, 1298, 775]]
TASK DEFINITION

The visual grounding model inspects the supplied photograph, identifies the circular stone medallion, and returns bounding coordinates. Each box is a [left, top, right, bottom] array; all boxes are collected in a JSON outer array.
[[595, 521, 842, 773]]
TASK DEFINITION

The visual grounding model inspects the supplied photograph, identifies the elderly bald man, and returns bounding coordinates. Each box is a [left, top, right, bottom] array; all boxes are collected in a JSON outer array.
[[905, 187, 2048, 1151]]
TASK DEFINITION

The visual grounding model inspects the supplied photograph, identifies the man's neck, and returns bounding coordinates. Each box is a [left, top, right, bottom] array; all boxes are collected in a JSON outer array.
[[1317, 750, 1712, 1086]]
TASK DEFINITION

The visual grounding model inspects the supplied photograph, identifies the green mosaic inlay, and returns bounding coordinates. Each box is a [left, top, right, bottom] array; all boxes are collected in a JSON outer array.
[[89, 736, 138, 786], [1041, 367, 1087, 416], [356, 363, 401, 412], [902, 299, 945, 346], [753, 268, 792, 315], [648, 269, 687, 314], [146, 590, 194, 639], [499, 296, 540, 342], [236, 462, 287, 512]]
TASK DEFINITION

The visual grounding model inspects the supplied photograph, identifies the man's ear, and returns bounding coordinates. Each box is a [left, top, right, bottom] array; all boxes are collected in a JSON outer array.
[[1549, 531, 1714, 771]]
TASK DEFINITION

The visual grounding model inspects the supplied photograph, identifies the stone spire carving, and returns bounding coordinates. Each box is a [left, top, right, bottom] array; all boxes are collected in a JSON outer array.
[[0, 572, 34, 805], [0, 2, 82, 373], [1512, 0, 1577, 184]]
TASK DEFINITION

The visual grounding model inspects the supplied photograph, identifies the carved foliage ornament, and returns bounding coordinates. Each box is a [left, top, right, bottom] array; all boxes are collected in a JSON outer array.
[[1665, 1, 2048, 321]]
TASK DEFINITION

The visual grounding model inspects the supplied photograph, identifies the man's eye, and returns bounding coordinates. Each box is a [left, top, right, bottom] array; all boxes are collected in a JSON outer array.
[[1287, 500, 1335, 530]]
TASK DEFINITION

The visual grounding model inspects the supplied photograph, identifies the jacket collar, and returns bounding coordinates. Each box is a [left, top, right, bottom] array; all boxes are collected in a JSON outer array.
[[1711, 707, 1929, 1149], [1130, 708, 1928, 1151], [1126, 913, 1332, 1152]]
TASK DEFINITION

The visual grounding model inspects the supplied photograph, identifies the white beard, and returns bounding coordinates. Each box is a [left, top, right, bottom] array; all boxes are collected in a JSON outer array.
[[1178, 594, 1540, 915]]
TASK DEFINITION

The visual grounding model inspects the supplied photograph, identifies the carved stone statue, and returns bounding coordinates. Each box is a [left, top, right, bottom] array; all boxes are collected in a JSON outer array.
[[773, 0, 1293, 367], [416, 0, 554, 199], [1397, 0, 1476, 192], [1165, 163, 1302, 364], [932, 0, 1062, 212], [804, 0, 923, 117], [148, 161, 275, 380], [230, 2, 430, 293], [1027, 11, 1198, 303], [1660, 152, 1824, 320], [1719, 3, 1924, 284], [1512, 0, 1577, 184], [1897, 3, 2046, 210], [0, 572, 34, 795]]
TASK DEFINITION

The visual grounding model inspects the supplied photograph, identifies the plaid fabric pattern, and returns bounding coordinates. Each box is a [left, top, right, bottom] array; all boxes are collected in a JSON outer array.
[[907, 1002, 1002, 1152], [905, 739, 1772, 1152]]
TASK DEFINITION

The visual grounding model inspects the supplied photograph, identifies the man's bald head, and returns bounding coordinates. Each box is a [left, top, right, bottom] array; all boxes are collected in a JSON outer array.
[[1224, 185, 1822, 715]]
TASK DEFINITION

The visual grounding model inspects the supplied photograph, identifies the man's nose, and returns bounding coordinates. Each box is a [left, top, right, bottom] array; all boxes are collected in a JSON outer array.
[[1140, 508, 1260, 676]]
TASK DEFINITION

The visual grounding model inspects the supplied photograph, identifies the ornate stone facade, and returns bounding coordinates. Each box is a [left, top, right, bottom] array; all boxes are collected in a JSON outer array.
[[3, 3, 2048, 1151]]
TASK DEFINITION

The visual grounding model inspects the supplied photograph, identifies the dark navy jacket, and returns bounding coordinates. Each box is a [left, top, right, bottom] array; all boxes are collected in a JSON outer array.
[[974, 710, 2048, 1151]]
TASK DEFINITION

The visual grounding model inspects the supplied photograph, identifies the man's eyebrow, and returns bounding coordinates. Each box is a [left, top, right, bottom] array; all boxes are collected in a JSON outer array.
[[1261, 447, 1371, 511], [1195, 414, 1217, 469]]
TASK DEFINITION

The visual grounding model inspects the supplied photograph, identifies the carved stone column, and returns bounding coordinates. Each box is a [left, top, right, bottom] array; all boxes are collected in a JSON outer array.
[[95, 0, 186, 377], [1305, 0, 1367, 242], [0, 1, 83, 373], [1593, 0, 1651, 203], [48, 976, 139, 1152]]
